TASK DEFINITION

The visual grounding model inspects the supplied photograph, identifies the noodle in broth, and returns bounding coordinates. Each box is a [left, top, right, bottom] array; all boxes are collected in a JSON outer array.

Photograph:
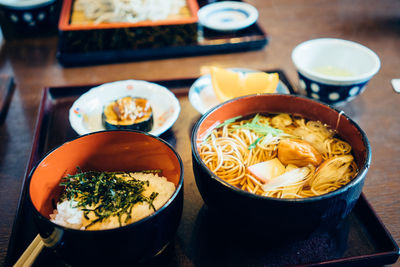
[[198, 113, 358, 199]]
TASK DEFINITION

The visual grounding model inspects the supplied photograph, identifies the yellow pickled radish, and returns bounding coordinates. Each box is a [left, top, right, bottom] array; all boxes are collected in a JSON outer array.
[[210, 67, 279, 102]]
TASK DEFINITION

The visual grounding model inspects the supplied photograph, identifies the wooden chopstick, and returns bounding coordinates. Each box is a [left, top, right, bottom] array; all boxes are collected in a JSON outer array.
[[13, 234, 44, 267]]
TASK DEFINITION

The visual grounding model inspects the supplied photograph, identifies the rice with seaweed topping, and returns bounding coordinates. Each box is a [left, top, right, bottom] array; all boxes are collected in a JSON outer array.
[[50, 171, 175, 230]]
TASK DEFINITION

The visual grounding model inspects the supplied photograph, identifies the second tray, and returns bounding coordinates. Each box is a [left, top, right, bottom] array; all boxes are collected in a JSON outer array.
[[57, 0, 268, 66], [5, 71, 399, 266]]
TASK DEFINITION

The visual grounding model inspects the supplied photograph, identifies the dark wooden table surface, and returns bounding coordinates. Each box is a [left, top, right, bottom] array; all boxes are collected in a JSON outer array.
[[0, 0, 399, 266]]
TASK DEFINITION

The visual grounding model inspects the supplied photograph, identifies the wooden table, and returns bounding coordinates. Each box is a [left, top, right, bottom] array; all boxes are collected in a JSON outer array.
[[0, 0, 399, 266]]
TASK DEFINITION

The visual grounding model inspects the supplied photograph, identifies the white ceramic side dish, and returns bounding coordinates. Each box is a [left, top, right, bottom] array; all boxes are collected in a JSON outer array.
[[189, 69, 290, 114], [198, 1, 258, 31], [69, 80, 181, 136]]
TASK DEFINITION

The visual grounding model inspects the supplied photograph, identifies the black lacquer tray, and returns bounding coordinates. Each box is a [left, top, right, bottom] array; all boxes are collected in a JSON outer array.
[[57, 0, 268, 66], [5, 71, 399, 266], [0, 76, 14, 124]]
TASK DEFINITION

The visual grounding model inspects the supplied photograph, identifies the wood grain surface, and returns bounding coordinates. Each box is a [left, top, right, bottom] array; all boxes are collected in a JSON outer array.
[[0, 0, 399, 266]]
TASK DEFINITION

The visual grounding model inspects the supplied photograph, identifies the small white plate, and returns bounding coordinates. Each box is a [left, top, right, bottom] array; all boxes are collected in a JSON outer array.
[[189, 69, 290, 114], [198, 1, 258, 31], [69, 80, 180, 136]]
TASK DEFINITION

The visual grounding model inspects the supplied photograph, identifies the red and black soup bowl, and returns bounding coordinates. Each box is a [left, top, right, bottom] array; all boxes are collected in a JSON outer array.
[[28, 130, 183, 265], [191, 94, 371, 239]]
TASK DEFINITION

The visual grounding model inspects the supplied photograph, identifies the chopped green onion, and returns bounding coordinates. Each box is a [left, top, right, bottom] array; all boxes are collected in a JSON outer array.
[[216, 115, 243, 129], [248, 136, 263, 149], [59, 169, 159, 228]]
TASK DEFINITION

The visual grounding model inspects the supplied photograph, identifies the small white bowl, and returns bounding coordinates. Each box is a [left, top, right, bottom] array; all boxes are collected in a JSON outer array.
[[198, 1, 258, 31], [291, 38, 380, 104]]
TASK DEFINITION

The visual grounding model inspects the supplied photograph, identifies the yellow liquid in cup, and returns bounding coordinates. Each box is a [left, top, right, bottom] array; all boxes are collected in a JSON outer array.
[[313, 66, 354, 77]]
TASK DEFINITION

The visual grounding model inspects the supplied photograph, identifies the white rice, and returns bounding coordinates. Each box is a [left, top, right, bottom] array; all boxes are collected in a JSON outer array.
[[50, 172, 176, 230]]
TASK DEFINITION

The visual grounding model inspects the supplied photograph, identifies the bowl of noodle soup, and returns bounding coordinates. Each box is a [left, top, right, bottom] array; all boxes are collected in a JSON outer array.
[[191, 94, 370, 238]]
